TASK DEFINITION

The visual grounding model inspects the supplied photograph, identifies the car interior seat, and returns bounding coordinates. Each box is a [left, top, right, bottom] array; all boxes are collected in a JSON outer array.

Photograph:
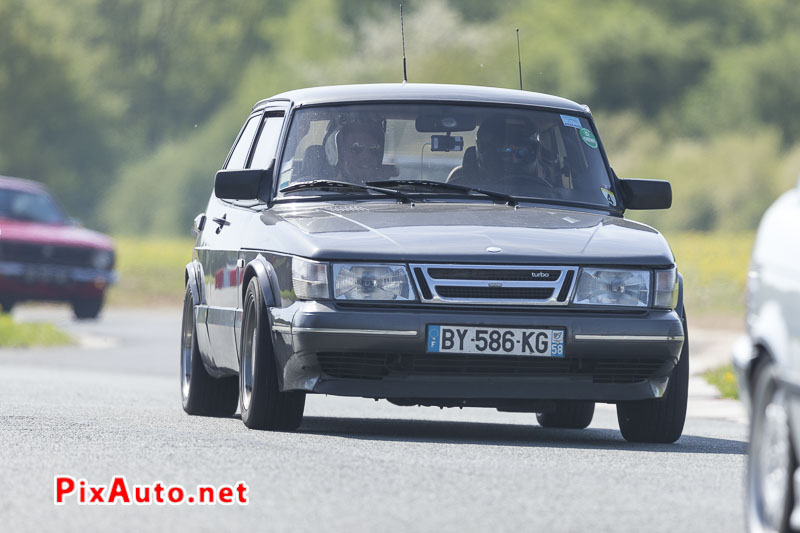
[[302, 145, 335, 179], [446, 145, 479, 183]]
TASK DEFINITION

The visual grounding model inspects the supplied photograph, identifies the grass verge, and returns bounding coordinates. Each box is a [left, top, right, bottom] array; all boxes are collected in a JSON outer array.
[[663, 231, 754, 318], [0, 313, 74, 348], [106, 236, 195, 307], [703, 364, 740, 400]]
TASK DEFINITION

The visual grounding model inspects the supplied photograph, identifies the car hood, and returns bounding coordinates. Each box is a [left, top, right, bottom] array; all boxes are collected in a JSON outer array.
[[255, 202, 674, 266], [0, 218, 114, 250]]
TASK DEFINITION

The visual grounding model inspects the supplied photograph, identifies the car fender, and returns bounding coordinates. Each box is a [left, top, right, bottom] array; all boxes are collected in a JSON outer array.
[[241, 255, 281, 310], [233, 254, 280, 354], [185, 260, 205, 306], [236, 255, 283, 369], [748, 302, 800, 416], [750, 300, 792, 376], [185, 260, 216, 372], [240, 255, 303, 391], [747, 301, 800, 474]]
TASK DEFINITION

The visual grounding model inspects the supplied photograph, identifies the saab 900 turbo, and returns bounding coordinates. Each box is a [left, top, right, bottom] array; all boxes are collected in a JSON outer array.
[[181, 83, 686, 443]]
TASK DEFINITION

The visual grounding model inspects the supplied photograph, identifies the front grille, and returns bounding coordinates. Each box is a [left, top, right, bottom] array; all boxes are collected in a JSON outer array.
[[436, 287, 554, 299], [0, 242, 94, 267], [317, 352, 667, 384], [556, 270, 575, 302], [411, 264, 577, 306], [427, 268, 561, 282]]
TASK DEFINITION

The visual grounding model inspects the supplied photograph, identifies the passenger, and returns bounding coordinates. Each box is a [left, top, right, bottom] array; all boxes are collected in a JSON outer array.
[[324, 120, 386, 183]]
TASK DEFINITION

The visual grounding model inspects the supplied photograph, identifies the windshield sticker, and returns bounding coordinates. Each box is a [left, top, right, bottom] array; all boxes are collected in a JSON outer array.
[[560, 115, 582, 129], [601, 188, 616, 206], [579, 128, 598, 149]]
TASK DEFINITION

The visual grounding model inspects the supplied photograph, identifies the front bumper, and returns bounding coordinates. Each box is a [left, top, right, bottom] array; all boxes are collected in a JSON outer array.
[[0, 260, 117, 301], [274, 302, 685, 403]]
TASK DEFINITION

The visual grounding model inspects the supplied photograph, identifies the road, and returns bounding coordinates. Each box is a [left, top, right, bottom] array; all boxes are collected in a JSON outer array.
[[1, 306, 747, 532]]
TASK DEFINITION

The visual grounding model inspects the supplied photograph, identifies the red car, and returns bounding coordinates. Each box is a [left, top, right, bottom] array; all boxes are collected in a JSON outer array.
[[0, 176, 116, 319]]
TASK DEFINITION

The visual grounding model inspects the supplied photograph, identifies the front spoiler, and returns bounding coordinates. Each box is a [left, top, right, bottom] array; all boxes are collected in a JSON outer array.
[[273, 302, 684, 403]]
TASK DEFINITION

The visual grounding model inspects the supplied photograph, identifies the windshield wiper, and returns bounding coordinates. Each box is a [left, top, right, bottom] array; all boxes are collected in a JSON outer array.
[[366, 179, 518, 207], [280, 180, 412, 204]]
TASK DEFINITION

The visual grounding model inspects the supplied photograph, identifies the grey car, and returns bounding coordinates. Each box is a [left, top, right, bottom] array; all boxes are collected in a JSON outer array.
[[734, 177, 800, 531], [181, 83, 687, 443]]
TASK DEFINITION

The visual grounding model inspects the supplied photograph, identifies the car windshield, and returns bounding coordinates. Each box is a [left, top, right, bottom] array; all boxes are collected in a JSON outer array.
[[277, 103, 616, 209], [0, 188, 67, 224]]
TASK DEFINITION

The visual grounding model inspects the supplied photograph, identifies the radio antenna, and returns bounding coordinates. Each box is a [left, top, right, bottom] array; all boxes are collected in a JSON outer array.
[[401, 5, 408, 83], [516, 28, 523, 90]]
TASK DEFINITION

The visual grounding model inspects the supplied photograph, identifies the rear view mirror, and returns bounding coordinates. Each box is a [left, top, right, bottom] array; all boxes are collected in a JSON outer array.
[[430, 135, 463, 152], [415, 114, 477, 132], [215, 161, 274, 201], [619, 178, 672, 210]]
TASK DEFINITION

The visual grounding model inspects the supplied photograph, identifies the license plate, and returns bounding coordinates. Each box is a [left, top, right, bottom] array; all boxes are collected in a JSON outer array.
[[426, 326, 565, 357], [23, 266, 68, 285]]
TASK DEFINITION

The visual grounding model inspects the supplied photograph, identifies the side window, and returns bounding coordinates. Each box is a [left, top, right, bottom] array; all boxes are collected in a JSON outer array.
[[249, 114, 284, 169], [225, 115, 261, 170]]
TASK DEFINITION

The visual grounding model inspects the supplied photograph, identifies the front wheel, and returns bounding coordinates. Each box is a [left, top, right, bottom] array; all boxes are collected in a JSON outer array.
[[616, 312, 689, 443], [239, 277, 305, 431], [180, 284, 238, 417], [0, 299, 15, 314], [72, 296, 104, 320], [746, 359, 796, 533]]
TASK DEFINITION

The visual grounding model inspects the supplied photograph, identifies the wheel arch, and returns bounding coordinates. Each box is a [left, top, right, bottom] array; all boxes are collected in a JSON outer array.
[[185, 260, 205, 306], [241, 255, 282, 309], [184, 260, 219, 375], [240, 255, 295, 391], [750, 342, 775, 389]]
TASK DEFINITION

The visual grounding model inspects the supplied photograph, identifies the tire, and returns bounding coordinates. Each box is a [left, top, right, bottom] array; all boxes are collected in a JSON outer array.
[[616, 311, 689, 443], [0, 299, 15, 314], [239, 277, 305, 431], [747, 359, 796, 533], [180, 284, 238, 417], [72, 297, 104, 320], [537, 401, 595, 429]]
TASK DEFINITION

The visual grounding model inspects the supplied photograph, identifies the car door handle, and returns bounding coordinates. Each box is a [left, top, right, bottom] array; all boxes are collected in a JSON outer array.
[[212, 214, 230, 234]]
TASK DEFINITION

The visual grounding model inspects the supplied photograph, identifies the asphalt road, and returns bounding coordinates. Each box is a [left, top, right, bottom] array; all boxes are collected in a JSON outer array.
[[1, 306, 748, 533]]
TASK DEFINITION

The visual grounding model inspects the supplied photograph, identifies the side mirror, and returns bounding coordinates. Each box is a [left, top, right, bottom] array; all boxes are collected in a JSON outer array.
[[215, 161, 274, 201], [192, 213, 206, 235], [619, 178, 672, 210]]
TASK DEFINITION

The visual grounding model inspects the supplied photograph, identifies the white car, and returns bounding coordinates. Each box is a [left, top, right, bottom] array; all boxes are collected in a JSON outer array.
[[734, 176, 800, 532]]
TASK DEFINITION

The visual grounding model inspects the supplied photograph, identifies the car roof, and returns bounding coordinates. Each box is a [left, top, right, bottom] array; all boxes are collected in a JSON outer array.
[[0, 175, 50, 194], [253, 83, 588, 114]]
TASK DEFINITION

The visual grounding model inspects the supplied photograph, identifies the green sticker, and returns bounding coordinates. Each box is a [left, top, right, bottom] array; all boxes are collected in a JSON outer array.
[[579, 128, 598, 149], [601, 188, 616, 206]]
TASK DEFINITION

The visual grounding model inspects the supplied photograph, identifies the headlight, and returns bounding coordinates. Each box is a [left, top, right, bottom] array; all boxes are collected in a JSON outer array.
[[292, 257, 330, 300], [654, 267, 678, 309], [333, 263, 415, 301], [573, 268, 650, 307], [92, 250, 114, 270]]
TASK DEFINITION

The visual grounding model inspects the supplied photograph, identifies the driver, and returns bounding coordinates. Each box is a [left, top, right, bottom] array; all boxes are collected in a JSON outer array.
[[477, 117, 538, 177], [324, 120, 386, 183]]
